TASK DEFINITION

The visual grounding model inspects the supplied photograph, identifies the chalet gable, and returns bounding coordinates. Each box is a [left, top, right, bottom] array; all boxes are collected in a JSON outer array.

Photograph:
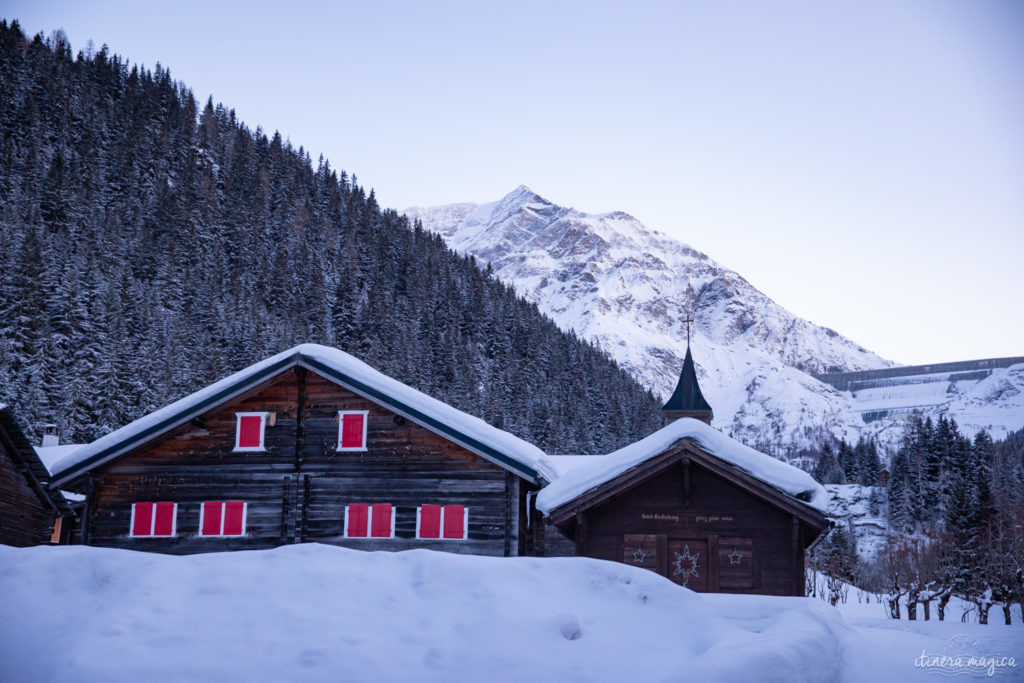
[[49, 344, 556, 487], [537, 418, 828, 527]]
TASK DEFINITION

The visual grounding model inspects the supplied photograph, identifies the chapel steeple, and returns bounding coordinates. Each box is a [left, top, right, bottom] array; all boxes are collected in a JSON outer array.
[[662, 317, 714, 425]]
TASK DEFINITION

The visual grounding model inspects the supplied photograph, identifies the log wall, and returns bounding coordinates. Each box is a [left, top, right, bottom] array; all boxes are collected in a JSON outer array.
[[0, 433, 56, 546]]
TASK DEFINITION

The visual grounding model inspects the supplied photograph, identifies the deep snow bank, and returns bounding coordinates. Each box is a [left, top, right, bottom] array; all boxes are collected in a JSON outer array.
[[0, 545, 1014, 682]]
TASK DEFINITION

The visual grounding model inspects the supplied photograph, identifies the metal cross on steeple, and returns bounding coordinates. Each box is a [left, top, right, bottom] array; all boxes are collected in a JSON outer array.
[[683, 315, 694, 346]]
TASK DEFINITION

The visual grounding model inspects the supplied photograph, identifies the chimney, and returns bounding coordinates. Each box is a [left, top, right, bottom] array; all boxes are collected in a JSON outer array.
[[41, 423, 60, 448]]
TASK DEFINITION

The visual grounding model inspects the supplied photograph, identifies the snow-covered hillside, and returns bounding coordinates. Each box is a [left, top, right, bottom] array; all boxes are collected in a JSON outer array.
[[4, 544, 1020, 682], [405, 187, 1024, 454], [822, 361, 1024, 446], [404, 187, 887, 453]]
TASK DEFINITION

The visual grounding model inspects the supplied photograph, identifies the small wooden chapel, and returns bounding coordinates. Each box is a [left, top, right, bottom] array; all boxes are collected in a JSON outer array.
[[537, 343, 829, 596]]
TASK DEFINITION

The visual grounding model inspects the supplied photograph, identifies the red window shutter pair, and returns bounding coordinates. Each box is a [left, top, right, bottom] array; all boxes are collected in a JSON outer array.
[[238, 411, 370, 451], [417, 505, 466, 540], [346, 503, 392, 538], [201, 501, 246, 536], [131, 502, 176, 537]]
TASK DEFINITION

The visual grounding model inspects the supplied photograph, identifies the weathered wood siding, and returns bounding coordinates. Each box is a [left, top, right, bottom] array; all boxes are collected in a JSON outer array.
[[572, 459, 811, 595], [80, 368, 526, 556], [541, 522, 577, 557], [0, 436, 56, 546]]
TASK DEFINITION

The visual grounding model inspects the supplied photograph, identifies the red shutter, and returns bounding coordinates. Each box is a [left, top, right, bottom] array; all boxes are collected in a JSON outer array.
[[340, 413, 365, 449], [202, 501, 223, 536], [443, 505, 465, 539], [370, 504, 392, 538], [153, 502, 175, 536], [346, 504, 369, 537], [223, 501, 245, 535], [132, 502, 154, 536], [238, 415, 263, 448], [419, 505, 441, 539]]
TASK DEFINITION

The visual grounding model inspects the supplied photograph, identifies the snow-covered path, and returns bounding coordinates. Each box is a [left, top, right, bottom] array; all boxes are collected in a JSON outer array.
[[1, 544, 1020, 682]]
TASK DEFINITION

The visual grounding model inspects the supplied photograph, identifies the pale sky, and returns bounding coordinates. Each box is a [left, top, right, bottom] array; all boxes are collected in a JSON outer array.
[[6, 0, 1023, 365]]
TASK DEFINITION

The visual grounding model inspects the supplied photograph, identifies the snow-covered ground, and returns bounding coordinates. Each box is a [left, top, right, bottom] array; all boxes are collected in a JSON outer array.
[[1, 544, 1019, 682]]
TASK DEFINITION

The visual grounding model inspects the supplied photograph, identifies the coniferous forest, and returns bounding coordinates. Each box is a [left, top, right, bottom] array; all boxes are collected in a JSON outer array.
[[0, 22, 663, 450], [807, 419, 1024, 624]]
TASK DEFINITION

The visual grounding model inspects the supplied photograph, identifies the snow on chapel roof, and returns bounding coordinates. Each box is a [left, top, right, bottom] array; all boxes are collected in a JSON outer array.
[[50, 344, 557, 486], [536, 418, 829, 515]]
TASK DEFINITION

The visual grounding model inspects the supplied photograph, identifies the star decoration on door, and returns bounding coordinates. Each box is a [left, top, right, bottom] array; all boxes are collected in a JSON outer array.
[[672, 545, 700, 586], [728, 548, 743, 565], [631, 547, 647, 564]]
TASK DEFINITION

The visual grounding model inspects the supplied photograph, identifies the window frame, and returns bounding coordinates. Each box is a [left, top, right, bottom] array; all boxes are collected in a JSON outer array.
[[198, 500, 248, 537], [337, 410, 369, 452], [233, 411, 269, 452], [344, 503, 394, 539], [129, 501, 178, 538], [416, 504, 469, 541]]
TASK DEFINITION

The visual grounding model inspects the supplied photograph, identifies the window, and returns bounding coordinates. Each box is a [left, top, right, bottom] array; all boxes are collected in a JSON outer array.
[[337, 410, 368, 451], [416, 504, 467, 540], [234, 412, 269, 452], [130, 502, 177, 537], [344, 503, 393, 538], [199, 501, 247, 537]]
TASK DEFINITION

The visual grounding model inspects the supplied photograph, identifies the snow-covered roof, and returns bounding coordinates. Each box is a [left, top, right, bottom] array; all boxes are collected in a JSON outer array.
[[35, 444, 82, 474], [50, 344, 557, 485], [537, 418, 829, 515], [548, 455, 603, 476]]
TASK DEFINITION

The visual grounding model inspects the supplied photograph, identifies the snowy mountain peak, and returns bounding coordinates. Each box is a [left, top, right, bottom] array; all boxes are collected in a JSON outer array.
[[403, 187, 1023, 454]]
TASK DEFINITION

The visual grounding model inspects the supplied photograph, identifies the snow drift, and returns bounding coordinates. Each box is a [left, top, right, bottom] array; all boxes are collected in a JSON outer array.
[[0, 544, 993, 682]]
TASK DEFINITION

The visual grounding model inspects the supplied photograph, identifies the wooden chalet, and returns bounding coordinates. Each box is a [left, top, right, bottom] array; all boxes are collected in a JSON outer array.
[[48, 344, 557, 556], [0, 405, 75, 546], [536, 348, 829, 596]]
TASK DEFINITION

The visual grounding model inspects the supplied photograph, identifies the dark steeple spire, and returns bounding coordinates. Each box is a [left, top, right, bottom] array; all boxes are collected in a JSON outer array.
[[663, 344, 714, 425]]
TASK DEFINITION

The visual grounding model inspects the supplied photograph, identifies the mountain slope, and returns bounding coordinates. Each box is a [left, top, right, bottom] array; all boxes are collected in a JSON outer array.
[[406, 187, 895, 453], [0, 24, 662, 453], [407, 187, 1024, 453]]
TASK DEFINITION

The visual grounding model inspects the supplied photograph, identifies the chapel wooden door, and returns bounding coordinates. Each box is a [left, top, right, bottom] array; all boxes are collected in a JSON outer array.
[[667, 538, 709, 591]]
